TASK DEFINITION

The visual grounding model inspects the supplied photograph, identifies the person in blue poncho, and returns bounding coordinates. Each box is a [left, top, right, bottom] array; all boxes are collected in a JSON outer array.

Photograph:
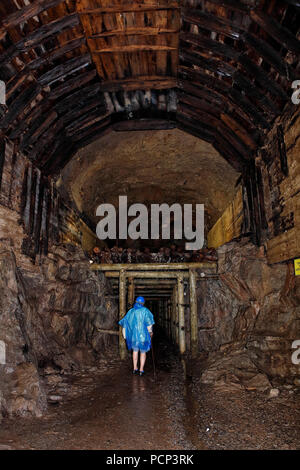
[[119, 296, 155, 376]]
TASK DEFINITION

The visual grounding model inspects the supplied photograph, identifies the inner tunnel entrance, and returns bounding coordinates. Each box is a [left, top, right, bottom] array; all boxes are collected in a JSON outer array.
[[0, 0, 299, 451], [93, 262, 218, 359]]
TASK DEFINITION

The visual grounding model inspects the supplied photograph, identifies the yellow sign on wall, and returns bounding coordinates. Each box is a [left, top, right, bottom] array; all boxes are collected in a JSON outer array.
[[294, 259, 300, 276]]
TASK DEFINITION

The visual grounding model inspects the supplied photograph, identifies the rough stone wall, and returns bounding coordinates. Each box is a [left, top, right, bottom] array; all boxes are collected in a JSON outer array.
[[197, 238, 300, 389], [0, 206, 118, 421]]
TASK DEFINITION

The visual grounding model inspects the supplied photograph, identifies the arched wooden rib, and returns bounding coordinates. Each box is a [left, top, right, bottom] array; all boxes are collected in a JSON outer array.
[[0, 13, 80, 65], [180, 30, 288, 102], [178, 78, 260, 149], [178, 54, 271, 131], [250, 10, 300, 54], [0, 0, 67, 32], [178, 99, 253, 162], [0, 0, 298, 175], [181, 7, 296, 80]]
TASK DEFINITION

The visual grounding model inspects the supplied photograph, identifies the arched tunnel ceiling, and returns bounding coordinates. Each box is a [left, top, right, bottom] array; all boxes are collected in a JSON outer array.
[[58, 128, 240, 231], [0, 0, 299, 176]]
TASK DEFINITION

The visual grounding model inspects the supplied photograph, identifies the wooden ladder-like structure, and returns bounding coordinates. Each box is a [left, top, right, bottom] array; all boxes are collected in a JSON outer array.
[[91, 262, 217, 359]]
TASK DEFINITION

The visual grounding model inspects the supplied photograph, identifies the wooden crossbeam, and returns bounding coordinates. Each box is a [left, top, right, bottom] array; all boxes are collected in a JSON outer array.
[[93, 45, 177, 53], [89, 28, 179, 38], [105, 272, 190, 279], [92, 262, 216, 271], [98, 77, 177, 92], [250, 10, 300, 54], [78, 4, 180, 14], [112, 120, 177, 132], [0, 0, 66, 31]]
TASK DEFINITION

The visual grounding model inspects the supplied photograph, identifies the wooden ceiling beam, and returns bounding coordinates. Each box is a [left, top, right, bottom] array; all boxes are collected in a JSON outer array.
[[93, 45, 177, 53], [179, 52, 272, 129], [0, 83, 42, 130], [98, 76, 177, 92], [112, 120, 176, 132], [178, 100, 252, 161], [244, 32, 296, 80], [182, 9, 296, 80], [180, 31, 240, 61], [9, 69, 98, 139], [198, 0, 255, 13], [37, 53, 92, 86], [48, 69, 98, 101], [0, 13, 81, 65], [176, 111, 216, 142], [178, 80, 259, 149], [250, 10, 300, 54], [89, 28, 179, 38], [178, 73, 263, 141], [182, 8, 244, 40], [213, 136, 246, 173], [180, 31, 288, 102], [26, 36, 86, 72], [78, 4, 180, 14], [0, 0, 67, 33]]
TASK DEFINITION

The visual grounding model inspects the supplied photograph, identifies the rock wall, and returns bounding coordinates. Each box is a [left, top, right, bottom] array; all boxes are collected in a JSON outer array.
[[0, 205, 118, 420], [197, 238, 300, 389]]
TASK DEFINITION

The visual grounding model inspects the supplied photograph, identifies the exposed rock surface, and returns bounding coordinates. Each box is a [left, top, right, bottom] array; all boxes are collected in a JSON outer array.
[[0, 231, 118, 419], [197, 238, 300, 389]]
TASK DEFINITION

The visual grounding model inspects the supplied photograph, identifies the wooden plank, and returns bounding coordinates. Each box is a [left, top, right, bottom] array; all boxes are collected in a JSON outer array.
[[37, 53, 91, 86], [182, 8, 244, 40], [112, 119, 176, 131], [26, 36, 86, 71], [89, 28, 179, 38], [201, 0, 255, 12], [0, 84, 42, 129], [93, 45, 177, 53], [1, 0, 66, 30], [0, 14, 81, 65], [208, 187, 244, 249], [48, 70, 97, 100], [180, 31, 240, 61], [78, 5, 180, 14], [244, 32, 295, 81], [92, 263, 216, 271], [98, 76, 177, 91], [266, 228, 299, 264], [250, 10, 300, 54]]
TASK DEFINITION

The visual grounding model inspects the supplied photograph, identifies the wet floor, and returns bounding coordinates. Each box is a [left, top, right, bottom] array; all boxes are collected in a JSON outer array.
[[0, 336, 299, 450]]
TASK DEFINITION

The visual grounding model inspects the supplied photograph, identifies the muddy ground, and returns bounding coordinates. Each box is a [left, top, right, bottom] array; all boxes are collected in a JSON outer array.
[[0, 337, 299, 450]]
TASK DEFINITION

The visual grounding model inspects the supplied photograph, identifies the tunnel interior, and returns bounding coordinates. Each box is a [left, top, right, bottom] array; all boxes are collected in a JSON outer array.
[[0, 0, 299, 451]]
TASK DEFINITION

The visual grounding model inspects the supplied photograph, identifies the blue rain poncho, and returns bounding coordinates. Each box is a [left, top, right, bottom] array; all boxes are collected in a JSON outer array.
[[119, 303, 155, 352]]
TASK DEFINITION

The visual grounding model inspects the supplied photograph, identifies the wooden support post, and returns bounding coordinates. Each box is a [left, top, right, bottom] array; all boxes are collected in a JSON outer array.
[[189, 269, 198, 357], [175, 285, 179, 347], [164, 299, 168, 335], [128, 277, 135, 309], [167, 300, 171, 338], [169, 299, 172, 339], [171, 287, 176, 343], [119, 269, 127, 360], [177, 275, 186, 355]]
